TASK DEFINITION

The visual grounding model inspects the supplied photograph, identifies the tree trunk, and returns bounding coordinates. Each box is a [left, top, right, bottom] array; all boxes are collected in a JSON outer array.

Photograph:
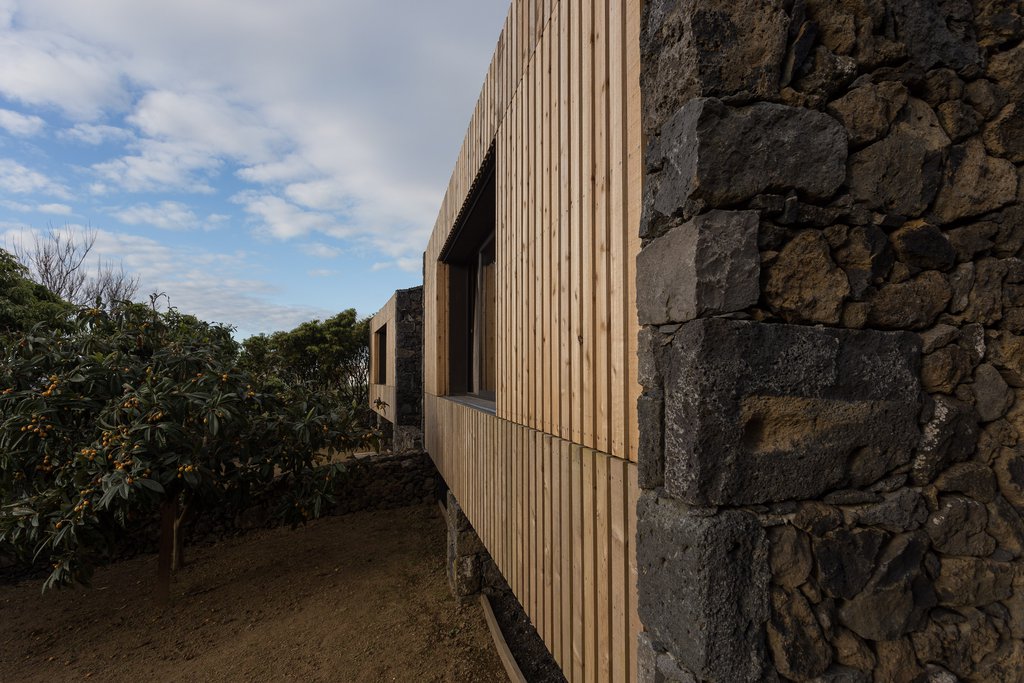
[[156, 498, 178, 606], [171, 497, 191, 571]]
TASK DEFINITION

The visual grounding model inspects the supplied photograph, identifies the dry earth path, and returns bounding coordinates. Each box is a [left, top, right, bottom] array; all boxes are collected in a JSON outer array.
[[0, 505, 506, 682]]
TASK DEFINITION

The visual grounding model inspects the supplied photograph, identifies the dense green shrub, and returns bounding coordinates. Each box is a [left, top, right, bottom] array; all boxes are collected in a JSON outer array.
[[0, 250, 72, 337], [0, 302, 361, 599]]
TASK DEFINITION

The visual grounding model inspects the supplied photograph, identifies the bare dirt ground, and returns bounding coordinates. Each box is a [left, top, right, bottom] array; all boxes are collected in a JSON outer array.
[[0, 505, 506, 683]]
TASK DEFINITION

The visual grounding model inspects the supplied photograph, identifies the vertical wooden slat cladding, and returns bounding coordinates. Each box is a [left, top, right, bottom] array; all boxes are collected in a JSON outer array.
[[420, 1, 643, 680], [425, 395, 638, 683], [422, 0, 639, 459]]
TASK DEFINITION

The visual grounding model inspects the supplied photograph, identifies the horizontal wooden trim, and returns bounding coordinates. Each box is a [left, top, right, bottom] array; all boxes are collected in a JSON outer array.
[[445, 394, 498, 415]]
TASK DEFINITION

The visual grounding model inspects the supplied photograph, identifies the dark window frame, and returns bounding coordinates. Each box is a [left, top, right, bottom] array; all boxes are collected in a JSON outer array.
[[373, 323, 388, 385], [440, 150, 496, 406]]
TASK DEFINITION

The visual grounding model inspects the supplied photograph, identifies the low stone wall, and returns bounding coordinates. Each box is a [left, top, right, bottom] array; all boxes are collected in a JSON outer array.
[[638, 2, 1024, 681], [198, 452, 438, 536], [1, 451, 439, 582], [327, 451, 436, 515]]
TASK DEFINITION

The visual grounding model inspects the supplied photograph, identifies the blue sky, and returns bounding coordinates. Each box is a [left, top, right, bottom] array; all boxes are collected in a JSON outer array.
[[0, 0, 507, 338]]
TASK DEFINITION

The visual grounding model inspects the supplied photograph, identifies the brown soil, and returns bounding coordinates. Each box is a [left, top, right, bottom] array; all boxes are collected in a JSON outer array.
[[0, 505, 506, 683]]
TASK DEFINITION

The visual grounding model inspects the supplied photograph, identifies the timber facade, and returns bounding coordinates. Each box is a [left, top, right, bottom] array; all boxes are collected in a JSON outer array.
[[370, 0, 1024, 681], [422, 1, 643, 680], [368, 286, 423, 453]]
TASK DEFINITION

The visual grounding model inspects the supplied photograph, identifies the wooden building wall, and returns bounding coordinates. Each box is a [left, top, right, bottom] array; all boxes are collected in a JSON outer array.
[[368, 293, 396, 422], [422, 1, 643, 681]]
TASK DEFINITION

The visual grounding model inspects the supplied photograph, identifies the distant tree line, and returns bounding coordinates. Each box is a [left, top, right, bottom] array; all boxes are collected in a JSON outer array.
[[238, 310, 371, 406]]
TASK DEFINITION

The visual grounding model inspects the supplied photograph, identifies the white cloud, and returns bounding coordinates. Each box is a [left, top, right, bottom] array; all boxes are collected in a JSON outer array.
[[113, 200, 198, 230], [371, 256, 421, 273], [232, 191, 349, 240], [60, 122, 132, 145], [0, 1, 15, 28], [0, 199, 71, 215], [0, 30, 126, 120], [0, 158, 69, 197], [203, 213, 230, 231], [2, 225, 331, 336], [129, 90, 285, 164], [0, 0, 505, 254], [92, 138, 220, 193], [0, 108, 44, 136], [284, 179, 348, 212], [0, 199, 31, 211], [307, 268, 336, 278], [36, 202, 71, 215], [0, 1, 507, 327], [299, 242, 341, 259], [237, 155, 315, 184]]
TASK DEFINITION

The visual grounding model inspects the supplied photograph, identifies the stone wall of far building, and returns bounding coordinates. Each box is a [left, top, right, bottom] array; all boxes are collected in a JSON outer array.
[[393, 286, 424, 452], [636, 2, 1024, 682]]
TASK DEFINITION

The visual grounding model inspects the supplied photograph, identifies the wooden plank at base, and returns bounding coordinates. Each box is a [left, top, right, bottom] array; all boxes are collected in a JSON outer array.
[[480, 594, 528, 683]]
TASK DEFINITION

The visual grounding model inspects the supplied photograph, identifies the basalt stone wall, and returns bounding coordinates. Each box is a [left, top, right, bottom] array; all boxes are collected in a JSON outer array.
[[393, 286, 424, 453], [444, 490, 499, 602], [637, 2, 1024, 682]]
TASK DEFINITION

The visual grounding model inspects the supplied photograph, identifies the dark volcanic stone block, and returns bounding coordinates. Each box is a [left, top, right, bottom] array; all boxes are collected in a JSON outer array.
[[640, 0, 789, 134], [661, 319, 922, 505], [644, 98, 847, 225], [636, 210, 760, 326], [637, 492, 770, 683]]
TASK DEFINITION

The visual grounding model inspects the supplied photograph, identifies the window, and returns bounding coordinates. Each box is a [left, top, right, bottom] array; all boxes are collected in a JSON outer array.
[[440, 152, 496, 405], [373, 323, 388, 384]]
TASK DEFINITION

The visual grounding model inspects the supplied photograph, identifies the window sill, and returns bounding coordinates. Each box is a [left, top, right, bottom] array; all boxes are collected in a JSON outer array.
[[444, 394, 497, 415]]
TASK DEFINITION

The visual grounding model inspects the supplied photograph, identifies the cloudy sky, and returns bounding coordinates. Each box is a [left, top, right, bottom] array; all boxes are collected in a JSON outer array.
[[0, 0, 507, 337]]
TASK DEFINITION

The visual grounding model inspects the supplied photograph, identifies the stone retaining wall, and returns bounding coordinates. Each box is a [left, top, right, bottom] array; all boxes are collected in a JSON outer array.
[[393, 286, 424, 452], [196, 452, 438, 537], [444, 490, 504, 602], [637, 2, 1024, 681], [1, 451, 439, 582]]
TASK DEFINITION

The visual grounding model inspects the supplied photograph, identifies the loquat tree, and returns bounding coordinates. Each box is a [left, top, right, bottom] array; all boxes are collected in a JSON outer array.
[[0, 301, 361, 603]]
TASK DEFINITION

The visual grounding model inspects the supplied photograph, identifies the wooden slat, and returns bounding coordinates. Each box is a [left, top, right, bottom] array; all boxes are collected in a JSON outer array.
[[548, 10, 559, 444], [581, 0, 595, 452], [541, 22, 552, 437], [608, 0, 628, 460], [624, 0, 642, 463], [571, 444, 585, 682], [582, 446, 597, 683], [526, 424, 535, 621], [543, 434, 554, 648], [627, 463, 640, 678], [557, 0, 571, 444], [596, 451, 611, 681], [560, 439, 573, 675], [569, 0, 583, 447], [551, 432, 563, 665], [610, 458, 628, 683], [594, 0, 611, 458]]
